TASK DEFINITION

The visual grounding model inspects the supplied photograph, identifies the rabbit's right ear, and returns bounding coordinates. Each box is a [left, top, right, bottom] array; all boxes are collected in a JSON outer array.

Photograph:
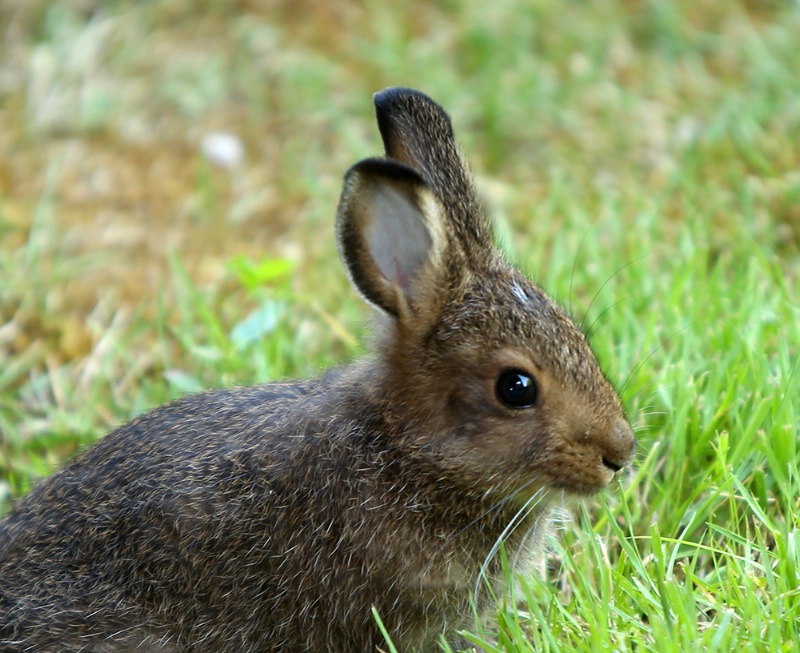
[[336, 158, 448, 321]]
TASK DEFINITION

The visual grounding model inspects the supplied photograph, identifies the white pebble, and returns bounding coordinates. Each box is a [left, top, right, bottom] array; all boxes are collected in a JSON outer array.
[[201, 132, 244, 169]]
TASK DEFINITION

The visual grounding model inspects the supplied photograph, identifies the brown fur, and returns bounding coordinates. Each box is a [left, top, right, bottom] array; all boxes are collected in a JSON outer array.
[[0, 88, 635, 653]]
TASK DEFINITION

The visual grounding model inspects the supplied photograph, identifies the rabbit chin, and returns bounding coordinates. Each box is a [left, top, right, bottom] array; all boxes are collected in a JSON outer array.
[[486, 478, 611, 538]]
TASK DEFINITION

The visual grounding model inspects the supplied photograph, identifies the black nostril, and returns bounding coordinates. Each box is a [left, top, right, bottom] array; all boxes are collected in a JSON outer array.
[[602, 457, 623, 473]]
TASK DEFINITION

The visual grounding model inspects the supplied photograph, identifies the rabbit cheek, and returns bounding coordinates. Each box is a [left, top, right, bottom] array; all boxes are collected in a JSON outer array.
[[458, 419, 553, 496], [422, 395, 537, 493]]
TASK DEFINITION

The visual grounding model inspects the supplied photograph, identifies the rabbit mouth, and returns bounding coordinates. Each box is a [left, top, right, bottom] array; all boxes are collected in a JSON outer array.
[[479, 442, 628, 504], [514, 449, 625, 497], [543, 464, 623, 497]]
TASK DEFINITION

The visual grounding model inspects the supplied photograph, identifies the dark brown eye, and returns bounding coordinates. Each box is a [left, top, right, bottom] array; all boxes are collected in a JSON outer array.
[[495, 369, 538, 408]]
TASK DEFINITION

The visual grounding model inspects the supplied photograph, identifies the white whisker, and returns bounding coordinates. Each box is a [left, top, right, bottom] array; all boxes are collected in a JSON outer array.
[[436, 476, 543, 555], [472, 487, 547, 605]]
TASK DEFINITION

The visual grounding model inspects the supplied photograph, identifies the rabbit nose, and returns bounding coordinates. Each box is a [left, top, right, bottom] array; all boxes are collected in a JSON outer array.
[[600, 420, 636, 473]]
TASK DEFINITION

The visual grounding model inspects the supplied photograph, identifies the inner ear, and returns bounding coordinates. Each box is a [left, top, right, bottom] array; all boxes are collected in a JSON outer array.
[[363, 182, 432, 295], [336, 158, 447, 320]]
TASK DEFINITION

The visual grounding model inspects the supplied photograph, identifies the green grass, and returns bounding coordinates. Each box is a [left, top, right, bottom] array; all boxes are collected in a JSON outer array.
[[1, 0, 799, 651]]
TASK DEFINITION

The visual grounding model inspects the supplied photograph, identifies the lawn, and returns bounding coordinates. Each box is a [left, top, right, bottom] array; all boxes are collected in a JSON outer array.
[[1, 1, 798, 651]]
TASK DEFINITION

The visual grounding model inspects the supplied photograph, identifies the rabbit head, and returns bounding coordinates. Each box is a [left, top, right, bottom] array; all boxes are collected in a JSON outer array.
[[336, 87, 635, 503]]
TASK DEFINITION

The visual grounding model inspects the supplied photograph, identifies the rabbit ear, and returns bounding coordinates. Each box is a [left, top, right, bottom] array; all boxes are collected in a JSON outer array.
[[373, 87, 458, 181], [336, 158, 447, 320], [373, 87, 492, 253]]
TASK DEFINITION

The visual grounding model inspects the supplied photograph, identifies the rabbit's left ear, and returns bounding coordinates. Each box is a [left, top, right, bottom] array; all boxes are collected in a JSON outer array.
[[335, 158, 448, 321]]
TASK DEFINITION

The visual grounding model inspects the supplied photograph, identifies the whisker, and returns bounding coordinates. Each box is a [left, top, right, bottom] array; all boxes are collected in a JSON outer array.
[[580, 252, 655, 332], [618, 320, 700, 398], [633, 386, 675, 400], [569, 212, 600, 317], [635, 410, 669, 418], [436, 476, 543, 554], [508, 500, 556, 586], [584, 291, 649, 340], [472, 487, 547, 604], [634, 422, 667, 431]]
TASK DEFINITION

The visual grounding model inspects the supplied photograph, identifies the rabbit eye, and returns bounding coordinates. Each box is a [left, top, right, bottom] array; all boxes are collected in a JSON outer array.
[[495, 369, 538, 408]]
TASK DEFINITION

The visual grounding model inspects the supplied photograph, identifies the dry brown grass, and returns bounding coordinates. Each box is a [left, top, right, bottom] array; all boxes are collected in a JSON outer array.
[[0, 0, 369, 369]]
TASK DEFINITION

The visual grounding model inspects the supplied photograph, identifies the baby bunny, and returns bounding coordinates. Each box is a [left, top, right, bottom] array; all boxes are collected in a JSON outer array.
[[0, 87, 635, 653]]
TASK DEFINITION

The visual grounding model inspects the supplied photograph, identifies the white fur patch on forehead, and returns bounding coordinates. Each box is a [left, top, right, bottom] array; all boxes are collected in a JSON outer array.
[[365, 184, 439, 293], [511, 279, 529, 305]]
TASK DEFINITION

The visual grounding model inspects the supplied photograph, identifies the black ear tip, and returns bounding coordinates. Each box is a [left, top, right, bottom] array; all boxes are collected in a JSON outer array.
[[373, 87, 436, 114]]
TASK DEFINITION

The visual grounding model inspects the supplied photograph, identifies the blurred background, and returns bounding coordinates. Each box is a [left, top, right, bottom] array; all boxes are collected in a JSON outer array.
[[0, 0, 798, 495], [2, 4, 800, 647]]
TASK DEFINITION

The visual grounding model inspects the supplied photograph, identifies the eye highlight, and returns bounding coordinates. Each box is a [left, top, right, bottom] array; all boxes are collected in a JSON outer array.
[[495, 369, 538, 408]]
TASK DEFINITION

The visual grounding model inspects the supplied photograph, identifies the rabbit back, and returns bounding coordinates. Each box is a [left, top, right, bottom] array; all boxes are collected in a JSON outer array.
[[1, 374, 521, 652]]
